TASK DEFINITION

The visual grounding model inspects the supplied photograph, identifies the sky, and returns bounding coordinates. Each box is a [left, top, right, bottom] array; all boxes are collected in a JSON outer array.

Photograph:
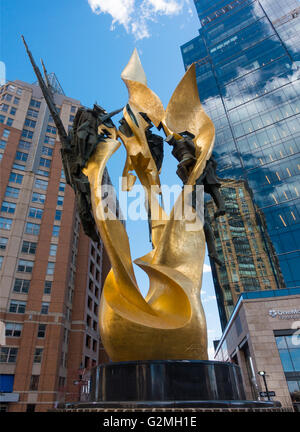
[[1, 0, 222, 358]]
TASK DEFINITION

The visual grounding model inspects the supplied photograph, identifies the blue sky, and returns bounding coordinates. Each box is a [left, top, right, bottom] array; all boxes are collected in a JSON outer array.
[[1, 0, 222, 357]]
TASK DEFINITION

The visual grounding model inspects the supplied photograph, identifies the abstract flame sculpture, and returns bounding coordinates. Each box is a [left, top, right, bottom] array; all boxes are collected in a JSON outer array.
[[23, 41, 215, 362]]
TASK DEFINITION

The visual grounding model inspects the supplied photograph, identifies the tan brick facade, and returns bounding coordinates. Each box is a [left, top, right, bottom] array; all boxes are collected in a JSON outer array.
[[0, 79, 111, 412], [214, 292, 300, 409]]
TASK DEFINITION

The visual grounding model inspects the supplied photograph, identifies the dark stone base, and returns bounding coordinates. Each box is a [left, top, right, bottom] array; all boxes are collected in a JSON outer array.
[[61, 360, 282, 411]]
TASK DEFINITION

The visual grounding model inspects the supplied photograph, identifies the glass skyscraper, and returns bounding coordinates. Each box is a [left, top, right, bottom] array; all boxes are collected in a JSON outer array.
[[181, 0, 300, 294], [206, 178, 285, 329]]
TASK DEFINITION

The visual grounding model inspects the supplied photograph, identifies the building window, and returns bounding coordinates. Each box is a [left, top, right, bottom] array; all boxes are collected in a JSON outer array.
[[0, 103, 9, 112], [69, 115, 74, 122], [276, 335, 300, 372], [0, 237, 8, 250], [9, 300, 26, 314], [5, 186, 19, 199], [12, 163, 26, 171], [5, 323, 23, 337], [0, 347, 18, 363], [26, 404, 35, 413], [6, 118, 13, 127], [86, 335, 91, 348], [41, 302, 49, 315], [86, 315, 91, 327], [1, 201, 16, 214], [0, 139, 6, 149], [44, 136, 55, 145], [39, 157, 51, 168], [41, 146, 53, 157], [54, 210, 62, 221], [57, 195, 64, 206], [18, 140, 31, 150], [44, 281, 52, 294], [36, 169, 49, 178], [28, 207, 43, 219], [0, 114, 5, 123], [21, 240, 37, 254], [52, 225, 60, 237], [0, 256, 3, 269], [13, 97, 20, 105], [0, 217, 13, 230], [25, 222, 40, 236], [2, 93, 12, 102], [21, 129, 33, 139], [46, 125, 56, 135], [29, 375, 39, 391], [9, 172, 23, 184], [46, 262, 55, 275], [13, 278, 30, 293], [70, 106, 76, 113], [8, 85, 16, 93], [27, 108, 38, 118], [33, 348, 43, 363], [34, 178, 48, 191], [24, 118, 36, 128], [10, 107, 17, 116], [30, 99, 40, 108], [37, 324, 46, 338], [2, 129, 10, 138], [32, 192, 46, 204], [49, 244, 57, 257], [15, 151, 28, 162], [16, 88, 22, 96], [59, 182, 65, 192], [17, 259, 34, 273]]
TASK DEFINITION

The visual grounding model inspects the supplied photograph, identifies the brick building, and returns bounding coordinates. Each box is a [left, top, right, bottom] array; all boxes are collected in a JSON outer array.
[[214, 288, 300, 409], [0, 76, 111, 412]]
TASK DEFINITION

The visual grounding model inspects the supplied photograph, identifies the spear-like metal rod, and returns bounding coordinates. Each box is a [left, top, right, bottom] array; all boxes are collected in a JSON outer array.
[[101, 107, 123, 123], [21, 35, 69, 146], [41, 58, 51, 90]]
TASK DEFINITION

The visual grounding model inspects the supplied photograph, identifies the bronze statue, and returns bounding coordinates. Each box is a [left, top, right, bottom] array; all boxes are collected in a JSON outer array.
[[164, 130, 225, 266], [23, 39, 220, 362]]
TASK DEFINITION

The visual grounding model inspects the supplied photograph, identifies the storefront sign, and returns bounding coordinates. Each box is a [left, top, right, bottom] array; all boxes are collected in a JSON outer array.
[[260, 391, 276, 397], [269, 309, 300, 320]]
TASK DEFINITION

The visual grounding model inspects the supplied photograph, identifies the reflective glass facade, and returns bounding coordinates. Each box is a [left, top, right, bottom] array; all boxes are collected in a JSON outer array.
[[206, 179, 285, 329], [181, 0, 300, 290]]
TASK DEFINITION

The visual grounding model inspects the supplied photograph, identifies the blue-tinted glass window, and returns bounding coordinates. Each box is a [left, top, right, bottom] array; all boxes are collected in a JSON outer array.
[[276, 335, 300, 372]]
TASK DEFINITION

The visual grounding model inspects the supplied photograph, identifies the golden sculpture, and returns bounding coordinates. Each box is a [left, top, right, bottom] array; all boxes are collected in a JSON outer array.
[[82, 50, 215, 361], [22, 38, 215, 362]]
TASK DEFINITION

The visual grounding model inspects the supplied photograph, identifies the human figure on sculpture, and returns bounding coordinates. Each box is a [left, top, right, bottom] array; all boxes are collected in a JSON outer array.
[[165, 132, 225, 266]]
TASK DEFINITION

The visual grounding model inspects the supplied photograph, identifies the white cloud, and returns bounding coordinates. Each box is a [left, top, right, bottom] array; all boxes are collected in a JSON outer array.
[[88, 0, 135, 31], [144, 0, 183, 15], [207, 346, 215, 360], [87, 0, 192, 39], [201, 294, 216, 304], [203, 263, 211, 273]]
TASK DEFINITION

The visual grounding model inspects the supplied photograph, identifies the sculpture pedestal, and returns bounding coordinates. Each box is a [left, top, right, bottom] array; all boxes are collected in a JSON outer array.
[[62, 360, 282, 410]]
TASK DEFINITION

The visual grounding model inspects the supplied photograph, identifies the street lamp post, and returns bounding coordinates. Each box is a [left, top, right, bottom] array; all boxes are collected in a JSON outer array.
[[258, 371, 270, 401]]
